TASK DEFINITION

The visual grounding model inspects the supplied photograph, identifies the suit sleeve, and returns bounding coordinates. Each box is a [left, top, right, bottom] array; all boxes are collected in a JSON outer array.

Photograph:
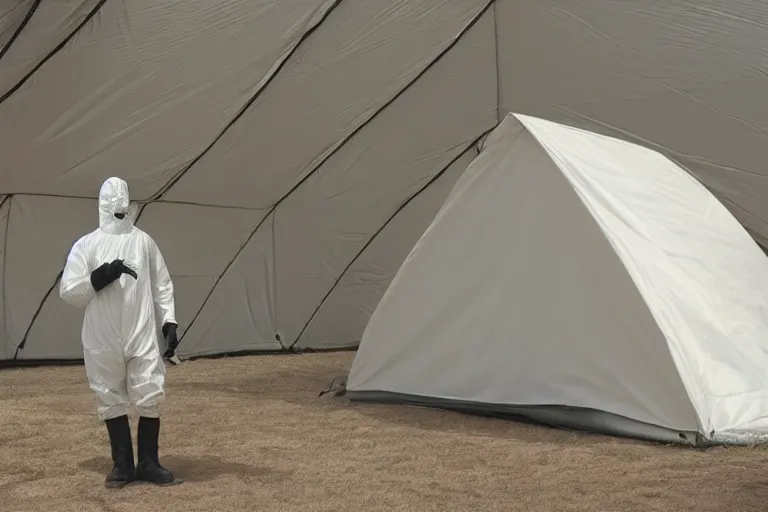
[[148, 236, 176, 326], [59, 237, 96, 308]]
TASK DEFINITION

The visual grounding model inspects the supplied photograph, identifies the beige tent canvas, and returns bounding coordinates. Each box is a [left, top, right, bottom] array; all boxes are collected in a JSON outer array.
[[3, 1, 768, 362], [346, 113, 768, 446]]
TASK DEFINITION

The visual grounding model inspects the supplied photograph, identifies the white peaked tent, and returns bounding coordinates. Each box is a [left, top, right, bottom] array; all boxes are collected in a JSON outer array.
[[346, 113, 768, 446]]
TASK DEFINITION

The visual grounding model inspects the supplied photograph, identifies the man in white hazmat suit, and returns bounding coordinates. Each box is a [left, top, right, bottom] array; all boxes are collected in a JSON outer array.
[[60, 177, 182, 489]]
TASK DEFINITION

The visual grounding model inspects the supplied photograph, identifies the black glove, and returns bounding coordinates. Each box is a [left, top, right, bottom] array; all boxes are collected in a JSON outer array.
[[90, 259, 137, 292], [162, 322, 179, 359]]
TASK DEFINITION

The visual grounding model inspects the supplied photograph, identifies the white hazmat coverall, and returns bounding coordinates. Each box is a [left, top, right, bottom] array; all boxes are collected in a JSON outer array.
[[60, 177, 176, 420], [60, 177, 180, 488]]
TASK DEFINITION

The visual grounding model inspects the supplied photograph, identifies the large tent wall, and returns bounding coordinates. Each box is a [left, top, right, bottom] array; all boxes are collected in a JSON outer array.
[[1, 1, 766, 362]]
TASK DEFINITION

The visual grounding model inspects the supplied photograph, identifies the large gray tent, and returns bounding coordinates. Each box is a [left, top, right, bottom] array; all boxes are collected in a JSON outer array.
[[1, 0, 767, 361]]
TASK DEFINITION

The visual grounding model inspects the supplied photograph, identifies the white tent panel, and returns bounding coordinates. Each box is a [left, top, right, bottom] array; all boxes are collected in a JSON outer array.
[[348, 115, 700, 435], [178, 212, 279, 357], [164, 0, 491, 208], [5, 196, 94, 360], [0, 0, 337, 198], [518, 113, 768, 439], [297, 149, 477, 350], [273, 9, 497, 347], [349, 113, 768, 444]]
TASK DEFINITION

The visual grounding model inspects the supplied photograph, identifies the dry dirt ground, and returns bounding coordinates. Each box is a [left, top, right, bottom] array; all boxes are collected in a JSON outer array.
[[2, 352, 768, 512]]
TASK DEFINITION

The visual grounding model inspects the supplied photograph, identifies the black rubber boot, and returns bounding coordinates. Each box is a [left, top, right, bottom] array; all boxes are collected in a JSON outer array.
[[136, 417, 181, 486], [104, 415, 136, 489]]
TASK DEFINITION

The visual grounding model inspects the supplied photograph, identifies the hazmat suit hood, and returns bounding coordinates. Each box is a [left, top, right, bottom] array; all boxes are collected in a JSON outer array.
[[98, 177, 137, 235]]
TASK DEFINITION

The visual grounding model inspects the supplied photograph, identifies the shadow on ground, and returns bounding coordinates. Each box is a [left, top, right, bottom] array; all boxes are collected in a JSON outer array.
[[175, 367, 686, 454], [3, 353, 765, 511], [78, 455, 289, 483]]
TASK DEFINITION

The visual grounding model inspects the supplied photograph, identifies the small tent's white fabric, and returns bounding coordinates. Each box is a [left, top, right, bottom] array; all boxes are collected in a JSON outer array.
[[347, 113, 768, 445]]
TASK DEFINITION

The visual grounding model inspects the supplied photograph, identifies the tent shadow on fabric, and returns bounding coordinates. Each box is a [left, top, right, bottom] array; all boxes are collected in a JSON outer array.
[[77, 454, 288, 483]]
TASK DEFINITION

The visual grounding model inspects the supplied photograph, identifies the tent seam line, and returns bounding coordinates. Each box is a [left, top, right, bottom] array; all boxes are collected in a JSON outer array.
[[148, 0, 346, 202], [178, 0, 495, 348], [289, 132, 489, 350], [0, 0, 109, 105], [0, 0, 41, 64], [0, 193, 270, 210]]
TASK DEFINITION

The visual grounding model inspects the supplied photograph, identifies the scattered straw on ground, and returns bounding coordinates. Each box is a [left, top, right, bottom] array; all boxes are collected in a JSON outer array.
[[1, 352, 767, 511]]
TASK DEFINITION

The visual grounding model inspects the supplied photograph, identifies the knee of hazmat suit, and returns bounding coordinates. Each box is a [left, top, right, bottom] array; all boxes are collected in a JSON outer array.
[[59, 177, 177, 421]]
